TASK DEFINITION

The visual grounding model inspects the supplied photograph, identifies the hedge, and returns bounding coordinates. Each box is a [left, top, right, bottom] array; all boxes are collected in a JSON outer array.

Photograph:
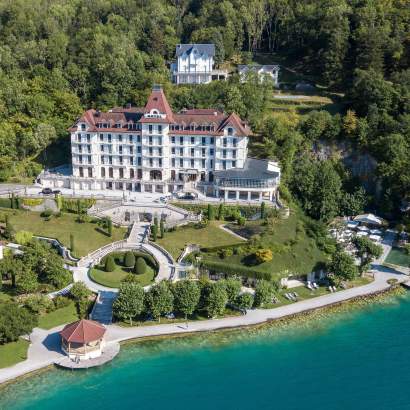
[[0, 198, 12, 208], [22, 198, 44, 207], [171, 203, 261, 219], [61, 198, 96, 213], [101, 251, 158, 271], [198, 259, 276, 282], [200, 242, 248, 253]]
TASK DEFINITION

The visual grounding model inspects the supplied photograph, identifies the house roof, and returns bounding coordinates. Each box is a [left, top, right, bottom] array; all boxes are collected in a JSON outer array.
[[175, 44, 215, 58], [142, 85, 175, 122], [60, 319, 106, 344], [214, 158, 280, 180]]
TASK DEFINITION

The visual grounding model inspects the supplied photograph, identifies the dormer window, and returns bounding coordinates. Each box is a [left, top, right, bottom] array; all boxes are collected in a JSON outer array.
[[81, 124, 86, 131], [227, 127, 234, 136]]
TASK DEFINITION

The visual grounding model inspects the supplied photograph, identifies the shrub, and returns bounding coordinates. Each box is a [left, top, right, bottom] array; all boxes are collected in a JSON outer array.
[[14, 230, 33, 245], [22, 294, 54, 314], [105, 255, 115, 272], [53, 295, 71, 309], [40, 208, 53, 218], [124, 251, 136, 268], [151, 224, 158, 241], [255, 248, 273, 263], [254, 280, 275, 307], [0, 198, 12, 208], [22, 198, 44, 207], [134, 257, 147, 275], [236, 293, 254, 309]]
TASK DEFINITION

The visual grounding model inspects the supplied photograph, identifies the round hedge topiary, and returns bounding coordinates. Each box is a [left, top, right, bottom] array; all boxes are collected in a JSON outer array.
[[105, 255, 115, 272], [134, 257, 147, 275], [124, 251, 136, 268]]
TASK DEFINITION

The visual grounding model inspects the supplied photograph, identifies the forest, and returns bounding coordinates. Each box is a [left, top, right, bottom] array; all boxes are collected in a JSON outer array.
[[0, 0, 409, 220]]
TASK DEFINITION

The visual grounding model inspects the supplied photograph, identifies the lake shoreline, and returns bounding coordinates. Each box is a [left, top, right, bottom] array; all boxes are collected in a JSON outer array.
[[1, 284, 405, 389]]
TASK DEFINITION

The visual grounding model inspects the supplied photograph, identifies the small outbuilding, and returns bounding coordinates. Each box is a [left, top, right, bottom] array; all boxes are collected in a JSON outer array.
[[60, 319, 106, 361]]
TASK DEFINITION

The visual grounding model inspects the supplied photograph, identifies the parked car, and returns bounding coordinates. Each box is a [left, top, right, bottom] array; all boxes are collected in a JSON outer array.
[[40, 188, 53, 195], [52, 189, 61, 194]]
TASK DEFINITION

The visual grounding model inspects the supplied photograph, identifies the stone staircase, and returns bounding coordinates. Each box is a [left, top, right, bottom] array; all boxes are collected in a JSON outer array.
[[90, 291, 117, 324], [127, 222, 149, 244]]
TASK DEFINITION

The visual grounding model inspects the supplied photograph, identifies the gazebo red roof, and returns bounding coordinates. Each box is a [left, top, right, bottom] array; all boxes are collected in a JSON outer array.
[[60, 319, 106, 344]]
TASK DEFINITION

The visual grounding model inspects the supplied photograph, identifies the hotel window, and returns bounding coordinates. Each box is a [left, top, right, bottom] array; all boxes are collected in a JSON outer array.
[[130, 157, 134, 165], [223, 138, 227, 147], [149, 136, 153, 145], [109, 168, 113, 178], [137, 135, 141, 143], [108, 134, 112, 143], [159, 158, 162, 167], [119, 157, 123, 165], [101, 167, 106, 177], [210, 159, 213, 168], [101, 156, 105, 164], [227, 127, 233, 136], [190, 148, 194, 156], [158, 137, 162, 145], [179, 159, 183, 167], [109, 156, 113, 164], [191, 137, 195, 144], [87, 145, 91, 153], [172, 158, 176, 167], [171, 136, 175, 144], [159, 148, 163, 156], [137, 157, 142, 166], [78, 155, 83, 164], [77, 134, 81, 142], [130, 169, 135, 178], [88, 156, 92, 164], [129, 135, 133, 143], [210, 148, 214, 156], [232, 150, 237, 158], [88, 167, 93, 177], [171, 147, 175, 155], [223, 150, 227, 158], [158, 125, 162, 133], [149, 147, 153, 155], [202, 137, 206, 145], [81, 124, 86, 130], [119, 168, 124, 178], [86, 134, 90, 142], [119, 146, 123, 154], [118, 135, 123, 142], [179, 148, 183, 156], [233, 138, 238, 147], [232, 161, 236, 168], [190, 159, 194, 167], [179, 136, 183, 145], [137, 146, 141, 153], [202, 148, 206, 157], [149, 158, 153, 167], [149, 125, 153, 133], [201, 159, 205, 168], [130, 146, 133, 155], [79, 167, 84, 177], [210, 137, 215, 144], [99, 134, 104, 141], [223, 161, 227, 170], [78, 145, 82, 153]]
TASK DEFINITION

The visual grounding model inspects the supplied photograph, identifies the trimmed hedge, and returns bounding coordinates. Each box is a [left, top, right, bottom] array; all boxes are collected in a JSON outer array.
[[101, 251, 158, 271], [0, 198, 12, 208], [200, 242, 247, 253], [198, 259, 276, 282], [171, 203, 260, 219], [61, 198, 96, 213]]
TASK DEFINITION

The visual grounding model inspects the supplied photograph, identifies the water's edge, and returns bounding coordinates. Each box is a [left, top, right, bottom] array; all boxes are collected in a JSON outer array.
[[1, 284, 405, 390]]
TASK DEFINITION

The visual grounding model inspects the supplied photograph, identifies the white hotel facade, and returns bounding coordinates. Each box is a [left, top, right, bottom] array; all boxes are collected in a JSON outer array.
[[40, 86, 280, 202]]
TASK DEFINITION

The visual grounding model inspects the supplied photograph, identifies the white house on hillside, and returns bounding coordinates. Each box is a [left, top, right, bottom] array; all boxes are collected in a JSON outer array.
[[171, 44, 228, 85], [238, 65, 279, 86]]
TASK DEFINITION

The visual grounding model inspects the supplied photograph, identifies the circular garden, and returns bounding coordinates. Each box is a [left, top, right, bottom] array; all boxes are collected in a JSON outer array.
[[89, 251, 158, 288]]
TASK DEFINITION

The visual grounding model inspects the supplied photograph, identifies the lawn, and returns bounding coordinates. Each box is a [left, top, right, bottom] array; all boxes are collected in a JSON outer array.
[[204, 209, 328, 278], [385, 247, 410, 268], [0, 339, 29, 369], [38, 301, 79, 330], [157, 221, 243, 259], [5, 209, 126, 257], [90, 263, 156, 288]]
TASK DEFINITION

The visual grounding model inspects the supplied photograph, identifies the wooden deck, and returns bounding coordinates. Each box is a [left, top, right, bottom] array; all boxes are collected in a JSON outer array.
[[54, 342, 120, 370]]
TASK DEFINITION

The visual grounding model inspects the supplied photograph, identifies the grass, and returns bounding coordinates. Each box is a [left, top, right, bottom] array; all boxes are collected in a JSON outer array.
[[385, 247, 410, 268], [37, 301, 79, 330], [90, 264, 156, 288], [204, 208, 327, 278], [157, 221, 242, 259], [0, 339, 29, 369], [4, 209, 126, 257]]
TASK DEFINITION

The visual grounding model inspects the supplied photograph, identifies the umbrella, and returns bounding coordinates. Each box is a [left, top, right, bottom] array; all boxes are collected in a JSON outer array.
[[353, 213, 383, 226]]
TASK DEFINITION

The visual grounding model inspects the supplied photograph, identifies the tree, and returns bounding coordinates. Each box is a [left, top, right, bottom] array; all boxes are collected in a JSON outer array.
[[70, 233, 75, 253], [145, 281, 174, 322], [255, 249, 273, 264], [124, 251, 136, 268], [70, 281, 91, 318], [222, 278, 242, 305], [113, 283, 145, 325], [207, 204, 214, 221], [14, 230, 33, 245], [236, 292, 254, 310], [134, 257, 147, 275], [254, 280, 275, 307], [0, 302, 38, 344], [260, 201, 266, 219], [105, 255, 115, 272], [107, 217, 113, 237], [203, 281, 228, 318], [173, 280, 201, 320], [352, 236, 383, 274], [327, 250, 358, 281], [217, 203, 225, 220], [17, 268, 37, 294], [151, 224, 158, 242], [160, 219, 165, 238], [4, 214, 15, 240]]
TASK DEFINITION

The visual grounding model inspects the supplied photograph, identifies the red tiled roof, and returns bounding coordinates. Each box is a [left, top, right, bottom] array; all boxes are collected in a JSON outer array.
[[60, 319, 106, 343], [143, 87, 175, 122]]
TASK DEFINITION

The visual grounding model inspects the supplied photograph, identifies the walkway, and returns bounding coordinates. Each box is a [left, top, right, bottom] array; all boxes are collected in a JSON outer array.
[[90, 291, 117, 324], [0, 266, 405, 386]]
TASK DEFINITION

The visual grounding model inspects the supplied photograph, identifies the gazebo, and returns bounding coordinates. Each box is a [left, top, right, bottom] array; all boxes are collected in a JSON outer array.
[[60, 319, 106, 361]]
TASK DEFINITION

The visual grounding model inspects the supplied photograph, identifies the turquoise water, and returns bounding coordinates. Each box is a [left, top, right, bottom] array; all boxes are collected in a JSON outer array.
[[2, 294, 410, 410]]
